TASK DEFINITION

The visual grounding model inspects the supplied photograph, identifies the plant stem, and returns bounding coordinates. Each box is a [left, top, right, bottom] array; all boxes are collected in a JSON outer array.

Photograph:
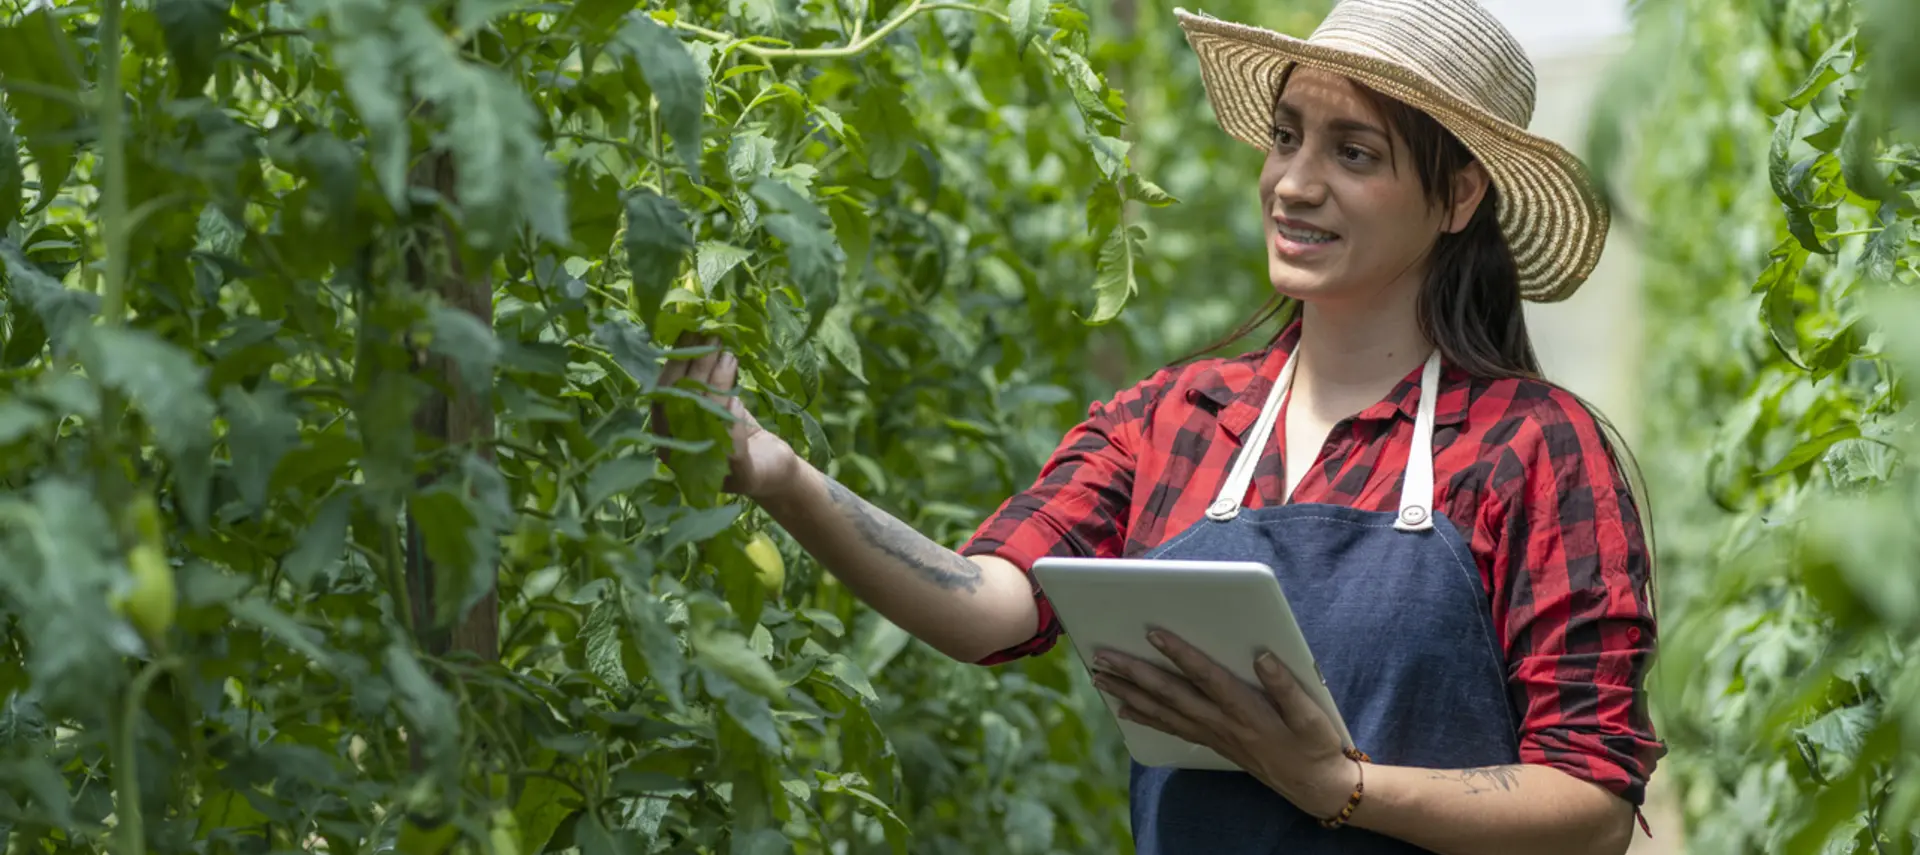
[[1827, 227, 1885, 238], [673, 2, 1008, 59], [97, 0, 128, 327], [113, 658, 171, 855]]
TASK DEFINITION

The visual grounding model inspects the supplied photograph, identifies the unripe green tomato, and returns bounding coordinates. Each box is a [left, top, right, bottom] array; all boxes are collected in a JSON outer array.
[[743, 532, 785, 593], [126, 493, 164, 547], [115, 544, 176, 642]]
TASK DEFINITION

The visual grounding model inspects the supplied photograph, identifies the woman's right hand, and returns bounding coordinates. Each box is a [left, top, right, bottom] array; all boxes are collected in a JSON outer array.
[[652, 336, 799, 502]]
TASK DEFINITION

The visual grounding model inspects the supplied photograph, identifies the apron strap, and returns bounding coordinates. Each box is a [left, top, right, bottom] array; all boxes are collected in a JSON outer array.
[[1392, 350, 1443, 532], [1205, 346, 1444, 532], [1205, 348, 1298, 522]]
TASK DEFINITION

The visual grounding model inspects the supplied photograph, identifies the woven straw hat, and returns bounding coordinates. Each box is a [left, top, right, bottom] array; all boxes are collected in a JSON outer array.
[[1175, 0, 1608, 302]]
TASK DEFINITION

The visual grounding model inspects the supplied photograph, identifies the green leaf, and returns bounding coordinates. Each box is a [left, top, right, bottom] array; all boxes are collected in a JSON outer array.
[[1757, 239, 1810, 369], [427, 305, 501, 397], [616, 14, 705, 182], [624, 189, 695, 318], [1796, 699, 1880, 780], [326, 11, 407, 209], [0, 106, 20, 228], [282, 491, 353, 588], [695, 627, 784, 699], [0, 11, 82, 213], [1088, 224, 1142, 324], [594, 318, 665, 392], [821, 653, 877, 702], [1839, 102, 1894, 202], [1784, 34, 1854, 110], [697, 241, 752, 289], [384, 642, 460, 775], [582, 598, 632, 694], [720, 684, 783, 752], [512, 771, 578, 855], [585, 456, 654, 511], [1759, 425, 1863, 477], [817, 302, 866, 384], [393, 7, 568, 248], [575, 808, 640, 855], [853, 87, 916, 180], [1861, 203, 1909, 283], [625, 582, 688, 710], [1124, 173, 1177, 206], [155, 0, 232, 94], [78, 326, 217, 526], [1056, 48, 1123, 125], [733, 828, 791, 855], [228, 598, 337, 671], [1089, 134, 1129, 181], [221, 383, 301, 512], [728, 129, 777, 183], [662, 503, 744, 554], [1, 239, 97, 347], [570, 0, 637, 34], [410, 483, 499, 628], [1769, 109, 1800, 205], [0, 759, 73, 828], [749, 178, 845, 319], [0, 400, 49, 446], [1008, 0, 1046, 58]]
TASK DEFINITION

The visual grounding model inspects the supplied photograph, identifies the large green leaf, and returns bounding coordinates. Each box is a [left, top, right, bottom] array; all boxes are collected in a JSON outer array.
[[1089, 224, 1142, 324], [427, 305, 501, 397], [615, 14, 705, 182], [748, 179, 844, 321], [155, 0, 232, 94], [0, 239, 96, 348], [624, 188, 695, 318], [0, 106, 20, 228], [78, 327, 218, 526], [409, 480, 500, 629], [221, 383, 301, 512], [395, 6, 568, 249], [1008, 0, 1047, 57], [0, 11, 81, 213]]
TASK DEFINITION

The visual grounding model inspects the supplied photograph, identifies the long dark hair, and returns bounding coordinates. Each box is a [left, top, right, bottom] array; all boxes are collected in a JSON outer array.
[[1179, 67, 1658, 611]]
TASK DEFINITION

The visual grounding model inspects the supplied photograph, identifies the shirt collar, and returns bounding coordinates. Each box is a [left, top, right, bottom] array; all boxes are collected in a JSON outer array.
[[1184, 319, 1472, 442]]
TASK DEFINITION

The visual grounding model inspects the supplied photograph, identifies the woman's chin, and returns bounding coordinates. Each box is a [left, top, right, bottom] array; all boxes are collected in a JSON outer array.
[[1267, 265, 1333, 302]]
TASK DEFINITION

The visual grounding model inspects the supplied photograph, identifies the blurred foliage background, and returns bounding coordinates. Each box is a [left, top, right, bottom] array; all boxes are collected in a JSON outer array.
[[1598, 0, 1920, 851]]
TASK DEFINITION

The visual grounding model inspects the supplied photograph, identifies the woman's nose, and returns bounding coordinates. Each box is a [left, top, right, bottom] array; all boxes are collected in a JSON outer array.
[[1271, 154, 1328, 208]]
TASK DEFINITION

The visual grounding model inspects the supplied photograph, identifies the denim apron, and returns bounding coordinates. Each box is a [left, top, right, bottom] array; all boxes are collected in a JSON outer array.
[[1128, 348, 1521, 854]]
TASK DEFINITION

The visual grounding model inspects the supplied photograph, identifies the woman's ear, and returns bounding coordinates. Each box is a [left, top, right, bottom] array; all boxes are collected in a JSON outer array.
[[1446, 163, 1492, 233]]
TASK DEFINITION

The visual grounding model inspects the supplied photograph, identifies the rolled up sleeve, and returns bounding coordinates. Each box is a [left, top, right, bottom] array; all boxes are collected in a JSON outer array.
[[962, 370, 1172, 665], [1490, 393, 1667, 805]]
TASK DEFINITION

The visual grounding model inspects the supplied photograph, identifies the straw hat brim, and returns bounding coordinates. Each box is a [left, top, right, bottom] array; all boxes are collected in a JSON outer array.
[[1174, 9, 1608, 303]]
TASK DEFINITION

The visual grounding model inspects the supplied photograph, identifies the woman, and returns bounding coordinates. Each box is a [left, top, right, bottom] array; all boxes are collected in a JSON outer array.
[[656, 1, 1663, 853]]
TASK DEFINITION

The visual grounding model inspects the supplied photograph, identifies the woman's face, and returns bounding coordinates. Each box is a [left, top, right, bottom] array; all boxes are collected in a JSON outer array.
[[1258, 68, 1458, 305]]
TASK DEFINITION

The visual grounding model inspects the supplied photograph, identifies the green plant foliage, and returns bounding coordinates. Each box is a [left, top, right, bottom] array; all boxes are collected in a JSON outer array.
[[1602, 0, 1920, 850], [0, 0, 1332, 852]]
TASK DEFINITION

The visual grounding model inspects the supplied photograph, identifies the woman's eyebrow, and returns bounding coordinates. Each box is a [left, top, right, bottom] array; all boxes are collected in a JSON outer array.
[[1272, 101, 1389, 141]]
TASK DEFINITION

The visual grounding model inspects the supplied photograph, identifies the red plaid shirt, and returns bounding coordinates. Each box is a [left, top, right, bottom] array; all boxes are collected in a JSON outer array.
[[962, 320, 1664, 806]]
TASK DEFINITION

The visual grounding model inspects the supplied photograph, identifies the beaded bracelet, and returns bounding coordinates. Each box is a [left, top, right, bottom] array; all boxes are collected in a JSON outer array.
[[1317, 746, 1371, 830]]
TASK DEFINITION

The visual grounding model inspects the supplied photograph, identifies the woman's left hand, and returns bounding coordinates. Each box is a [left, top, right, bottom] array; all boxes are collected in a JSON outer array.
[[1092, 630, 1361, 819]]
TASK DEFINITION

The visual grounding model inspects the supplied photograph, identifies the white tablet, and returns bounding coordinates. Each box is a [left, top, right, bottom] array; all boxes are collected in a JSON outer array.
[[1031, 556, 1354, 771]]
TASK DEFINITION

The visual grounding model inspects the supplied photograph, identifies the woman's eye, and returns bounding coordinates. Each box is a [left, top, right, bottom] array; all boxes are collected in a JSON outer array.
[[1270, 126, 1299, 147], [1340, 145, 1375, 164]]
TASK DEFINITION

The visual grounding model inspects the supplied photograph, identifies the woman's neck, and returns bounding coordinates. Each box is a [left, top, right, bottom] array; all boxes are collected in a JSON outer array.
[[1291, 292, 1431, 419]]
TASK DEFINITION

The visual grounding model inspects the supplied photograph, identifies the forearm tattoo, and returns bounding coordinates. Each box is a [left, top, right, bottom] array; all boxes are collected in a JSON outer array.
[[825, 478, 983, 593], [1428, 765, 1523, 795]]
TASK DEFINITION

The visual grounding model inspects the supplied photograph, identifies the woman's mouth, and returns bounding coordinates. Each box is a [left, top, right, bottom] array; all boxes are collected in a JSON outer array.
[[1273, 219, 1340, 258]]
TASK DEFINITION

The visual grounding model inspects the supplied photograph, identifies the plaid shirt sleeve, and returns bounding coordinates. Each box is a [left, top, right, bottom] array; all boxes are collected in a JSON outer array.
[[1487, 389, 1666, 806], [960, 368, 1180, 665]]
